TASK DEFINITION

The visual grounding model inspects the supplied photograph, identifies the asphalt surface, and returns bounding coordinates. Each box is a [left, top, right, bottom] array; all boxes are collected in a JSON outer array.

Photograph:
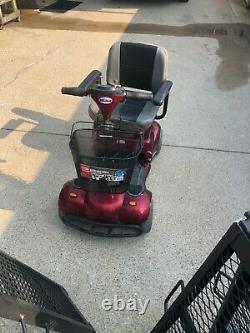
[[0, 0, 249, 332]]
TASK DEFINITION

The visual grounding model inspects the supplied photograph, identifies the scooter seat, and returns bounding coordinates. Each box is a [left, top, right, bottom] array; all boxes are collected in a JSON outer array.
[[89, 97, 160, 130]]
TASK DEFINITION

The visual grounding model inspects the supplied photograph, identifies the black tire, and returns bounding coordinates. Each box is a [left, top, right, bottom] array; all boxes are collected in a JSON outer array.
[[245, 0, 250, 8], [142, 203, 153, 234]]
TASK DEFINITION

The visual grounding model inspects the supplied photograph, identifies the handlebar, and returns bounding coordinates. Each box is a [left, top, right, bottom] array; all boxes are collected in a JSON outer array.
[[61, 87, 87, 96], [61, 85, 154, 101], [61, 70, 102, 97], [62, 74, 173, 107]]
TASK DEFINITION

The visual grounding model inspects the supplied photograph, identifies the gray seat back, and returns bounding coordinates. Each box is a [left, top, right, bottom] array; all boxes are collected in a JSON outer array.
[[107, 42, 168, 94]]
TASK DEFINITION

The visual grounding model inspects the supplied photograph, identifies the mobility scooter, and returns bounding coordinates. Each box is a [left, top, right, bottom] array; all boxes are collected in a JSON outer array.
[[59, 42, 173, 237]]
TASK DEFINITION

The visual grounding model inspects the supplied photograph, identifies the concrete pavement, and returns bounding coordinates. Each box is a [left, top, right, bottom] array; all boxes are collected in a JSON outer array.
[[0, 1, 250, 332], [18, 0, 250, 29]]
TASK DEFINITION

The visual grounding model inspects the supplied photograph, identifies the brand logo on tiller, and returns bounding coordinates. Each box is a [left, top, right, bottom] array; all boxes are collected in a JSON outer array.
[[99, 96, 113, 104]]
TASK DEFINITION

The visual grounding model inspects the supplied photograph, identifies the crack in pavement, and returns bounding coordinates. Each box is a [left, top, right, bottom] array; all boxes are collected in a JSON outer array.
[[162, 143, 250, 155], [3, 46, 61, 88], [0, 127, 249, 155]]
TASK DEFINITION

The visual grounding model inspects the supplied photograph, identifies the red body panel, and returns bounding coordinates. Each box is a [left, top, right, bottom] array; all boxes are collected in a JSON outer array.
[[59, 181, 152, 225], [141, 121, 161, 161], [92, 95, 125, 120]]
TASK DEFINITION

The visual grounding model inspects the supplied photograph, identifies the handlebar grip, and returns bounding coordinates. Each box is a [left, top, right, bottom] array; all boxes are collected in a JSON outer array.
[[61, 87, 86, 97], [126, 90, 153, 101], [61, 70, 101, 97]]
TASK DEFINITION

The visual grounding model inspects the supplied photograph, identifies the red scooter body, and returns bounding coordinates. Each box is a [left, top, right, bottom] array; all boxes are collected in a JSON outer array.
[[59, 81, 165, 236], [59, 181, 152, 225], [59, 120, 161, 236]]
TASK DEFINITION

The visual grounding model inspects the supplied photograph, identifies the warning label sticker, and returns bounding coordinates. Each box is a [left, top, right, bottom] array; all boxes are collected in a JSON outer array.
[[80, 164, 126, 182], [80, 163, 91, 178]]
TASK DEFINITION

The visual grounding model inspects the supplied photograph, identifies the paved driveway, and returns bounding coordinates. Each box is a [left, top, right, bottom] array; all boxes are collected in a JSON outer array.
[[0, 1, 249, 332]]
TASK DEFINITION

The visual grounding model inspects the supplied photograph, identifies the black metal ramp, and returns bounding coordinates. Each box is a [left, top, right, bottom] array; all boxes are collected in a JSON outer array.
[[0, 250, 96, 333], [151, 211, 250, 333]]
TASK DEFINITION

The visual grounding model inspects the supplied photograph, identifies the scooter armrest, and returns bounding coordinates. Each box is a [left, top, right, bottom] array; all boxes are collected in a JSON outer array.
[[153, 80, 173, 106]]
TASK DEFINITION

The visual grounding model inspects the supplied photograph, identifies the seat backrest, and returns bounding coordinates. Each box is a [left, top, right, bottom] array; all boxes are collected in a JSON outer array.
[[107, 42, 168, 93]]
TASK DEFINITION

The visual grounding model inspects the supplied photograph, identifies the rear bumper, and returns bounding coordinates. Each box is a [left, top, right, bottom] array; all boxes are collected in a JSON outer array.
[[59, 209, 151, 237]]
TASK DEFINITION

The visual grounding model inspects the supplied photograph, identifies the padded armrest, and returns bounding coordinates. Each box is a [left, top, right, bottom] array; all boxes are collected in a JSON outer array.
[[153, 80, 173, 106]]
